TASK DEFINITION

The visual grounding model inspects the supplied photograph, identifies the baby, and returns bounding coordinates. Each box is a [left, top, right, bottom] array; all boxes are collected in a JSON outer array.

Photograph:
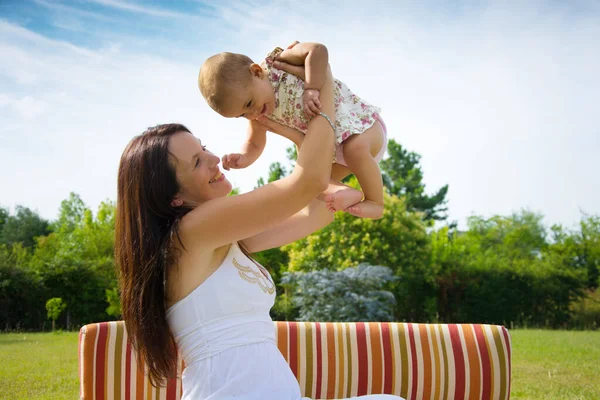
[[198, 42, 388, 219]]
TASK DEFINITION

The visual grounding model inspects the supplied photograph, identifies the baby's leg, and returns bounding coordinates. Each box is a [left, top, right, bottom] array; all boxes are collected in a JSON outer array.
[[330, 121, 385, 219], [320, 164, 362, 212]]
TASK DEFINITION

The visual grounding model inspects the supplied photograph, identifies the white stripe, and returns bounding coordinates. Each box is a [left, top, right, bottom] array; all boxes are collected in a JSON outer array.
[[365, 324, 373, 395], [79, 327, 86, 397], [426, 325, 436, 400], [341, 323, 350, 397], [349, 323, 359, 396], [160, 378, 167, 400], [484, 325, 501, 400], [413, 324, 424, 400], [106, 322, 117, 398], [390, 323, 402, 396], [457, 325, 470, 400], [311, 322, 318, 398], [376, 323, 385, 395], [471, 325, 484, 400], [441, 325, 456, 398]]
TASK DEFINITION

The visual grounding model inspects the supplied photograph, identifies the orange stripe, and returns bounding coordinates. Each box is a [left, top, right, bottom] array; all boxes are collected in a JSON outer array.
[[82, 324, 97, 399], [369, 323, 383, 394], [326, 323, 336, 399], [136, 351, 145, 399], [464, 325, 482, 399], [419, 324, 433, 400], [276, 322, 289, 363], [429, 325, 441, 400], [388, 324, 397, 395]]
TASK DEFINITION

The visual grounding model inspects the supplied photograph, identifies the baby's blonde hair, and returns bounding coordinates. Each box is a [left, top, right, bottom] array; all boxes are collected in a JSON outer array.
[[198, 52, 255, 114]]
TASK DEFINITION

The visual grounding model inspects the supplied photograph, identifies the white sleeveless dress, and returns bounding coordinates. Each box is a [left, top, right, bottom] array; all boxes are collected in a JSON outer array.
[[167, 242, 404, 400]]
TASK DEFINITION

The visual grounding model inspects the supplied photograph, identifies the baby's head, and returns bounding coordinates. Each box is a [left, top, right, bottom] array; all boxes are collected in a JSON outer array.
[[198, 52, 276, 120]]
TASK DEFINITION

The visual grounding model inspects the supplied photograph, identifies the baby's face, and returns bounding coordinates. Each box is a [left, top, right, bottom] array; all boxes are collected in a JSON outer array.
[[220, 69, 276, 120]]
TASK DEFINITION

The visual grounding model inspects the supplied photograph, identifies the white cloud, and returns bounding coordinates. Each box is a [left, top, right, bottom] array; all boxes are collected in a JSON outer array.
[[87, 0, 198, 19], [13, 96, 47, 119], [1, 1, 599, 230]]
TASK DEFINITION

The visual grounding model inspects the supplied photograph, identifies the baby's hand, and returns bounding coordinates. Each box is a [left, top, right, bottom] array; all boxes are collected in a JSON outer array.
[[303, 88, 322, 118], [221, 153, 249, 170]]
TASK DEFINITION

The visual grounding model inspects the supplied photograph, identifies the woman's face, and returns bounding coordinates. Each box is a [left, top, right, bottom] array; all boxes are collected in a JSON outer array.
[[169, 130, 232, 206]]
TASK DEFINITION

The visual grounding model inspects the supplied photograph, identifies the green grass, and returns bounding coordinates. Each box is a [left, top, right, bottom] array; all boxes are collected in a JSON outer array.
[[0, 329, 599, 399], [510, 329, 600, 399], [0, 331, 79, 400]]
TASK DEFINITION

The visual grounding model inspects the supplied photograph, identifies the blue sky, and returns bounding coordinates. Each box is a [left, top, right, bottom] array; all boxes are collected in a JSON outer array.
[[1, 0, 599, 229]]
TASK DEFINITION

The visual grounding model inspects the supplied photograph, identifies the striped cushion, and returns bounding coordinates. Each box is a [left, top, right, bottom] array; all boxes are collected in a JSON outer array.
[[79, 321, 511, 400]]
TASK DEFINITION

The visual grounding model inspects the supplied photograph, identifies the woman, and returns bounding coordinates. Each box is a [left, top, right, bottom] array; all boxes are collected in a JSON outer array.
[[115, 61, 403, 399]]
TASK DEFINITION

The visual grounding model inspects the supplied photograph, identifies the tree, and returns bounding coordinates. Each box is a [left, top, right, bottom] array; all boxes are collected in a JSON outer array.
[[284, 184, 433, 321], [380, 139, 448, 221], [0, 206, 50, 248], [52, 192, 86, 233], [282, 264, 396, 322], [46, 297, 67, 331], [255, 161, 288, 189], [0, 207, 8, 232]]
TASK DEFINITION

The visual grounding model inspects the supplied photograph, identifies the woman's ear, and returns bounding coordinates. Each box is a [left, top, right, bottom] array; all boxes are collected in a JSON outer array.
[[249, 63, 264, 78], [170, 198, 183, 207]]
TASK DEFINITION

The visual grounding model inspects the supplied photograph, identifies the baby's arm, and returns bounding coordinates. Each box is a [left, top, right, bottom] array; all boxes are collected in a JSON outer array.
[[275, 42, 328, 117], [221, 120, 267, 170]]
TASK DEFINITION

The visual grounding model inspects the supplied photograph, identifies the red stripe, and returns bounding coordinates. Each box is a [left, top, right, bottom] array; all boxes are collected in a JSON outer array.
[[408, 324, 418, 400], [474, 325, 491, 400], [125, 341, 132, 400], [356, 323, 369, 395], [381, 323, 393, 394], [95, 323, 108, 400], [166, 376, 177, 400], [315, 323, 323, 397], [502, 328, 512, 399], [289, 322, 298, 378], [449, 324, 466, 400]]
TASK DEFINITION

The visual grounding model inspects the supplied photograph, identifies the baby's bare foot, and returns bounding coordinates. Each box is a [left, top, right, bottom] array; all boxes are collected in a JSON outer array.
[[345, 200, 384, 219], [325, 188, 364, 213]]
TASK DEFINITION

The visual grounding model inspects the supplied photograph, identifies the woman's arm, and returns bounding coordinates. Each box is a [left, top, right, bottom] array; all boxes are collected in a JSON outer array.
[[180, 65, 336, 251], [240, 197, 333, 253]]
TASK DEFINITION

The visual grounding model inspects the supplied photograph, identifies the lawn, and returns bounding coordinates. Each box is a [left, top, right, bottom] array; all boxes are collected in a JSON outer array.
[[0, 329, 598, 399]]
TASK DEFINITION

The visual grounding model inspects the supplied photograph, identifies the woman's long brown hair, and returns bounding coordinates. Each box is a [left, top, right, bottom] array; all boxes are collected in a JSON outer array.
[[115, 123, 193, 387]]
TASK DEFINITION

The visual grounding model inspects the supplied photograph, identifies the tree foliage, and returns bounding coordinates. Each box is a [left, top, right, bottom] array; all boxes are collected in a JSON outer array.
[[380, 139, 448, 221], [281, 264, 396, 322]]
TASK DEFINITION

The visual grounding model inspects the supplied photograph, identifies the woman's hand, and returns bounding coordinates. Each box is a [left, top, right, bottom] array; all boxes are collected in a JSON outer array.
[[272, 41, 306, 81]]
